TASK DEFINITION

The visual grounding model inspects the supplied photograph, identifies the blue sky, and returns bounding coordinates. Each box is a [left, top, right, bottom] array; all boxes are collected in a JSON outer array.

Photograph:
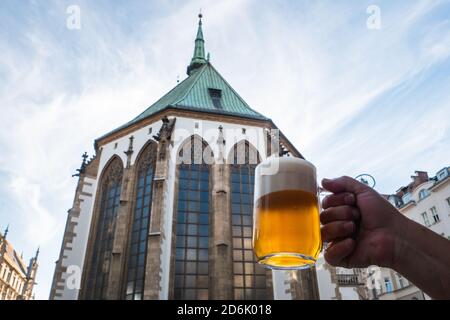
[[0, 0, 449, 299]]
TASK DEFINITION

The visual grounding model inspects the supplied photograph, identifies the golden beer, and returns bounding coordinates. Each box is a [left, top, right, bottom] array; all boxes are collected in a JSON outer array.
[[253, 157, 321, 269]]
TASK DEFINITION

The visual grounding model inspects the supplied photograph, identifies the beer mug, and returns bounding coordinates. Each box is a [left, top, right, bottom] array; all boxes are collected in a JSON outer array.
[[253, 157, 322, 269]]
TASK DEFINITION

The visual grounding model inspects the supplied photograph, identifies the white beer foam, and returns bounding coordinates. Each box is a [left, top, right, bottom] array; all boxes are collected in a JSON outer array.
[[254, 157, 317, 199]]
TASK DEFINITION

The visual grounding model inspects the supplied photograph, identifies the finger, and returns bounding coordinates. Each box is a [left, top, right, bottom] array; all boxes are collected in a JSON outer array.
[[324, 238, 355, 267], [321, 221, 355, 242], [322, 176, 368, 195], [320, 206, 360, 225], [322, 192, 356, 209]]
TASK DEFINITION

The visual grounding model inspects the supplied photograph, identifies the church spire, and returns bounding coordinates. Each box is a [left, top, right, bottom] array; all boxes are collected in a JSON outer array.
[[187, 13, 207, 76], [35, 246, 40, 260], [3, 224, 9, 239]]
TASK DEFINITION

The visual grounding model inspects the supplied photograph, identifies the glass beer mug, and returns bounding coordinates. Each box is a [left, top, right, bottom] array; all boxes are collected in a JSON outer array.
[[253, 157, 322, 269]]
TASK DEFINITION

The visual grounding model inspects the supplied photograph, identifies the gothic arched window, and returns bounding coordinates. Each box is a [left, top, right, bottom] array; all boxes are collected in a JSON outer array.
[[86, 156, 123, 300], [173, 135, 213, 300], [228, 141, 268, 300], [124, 141, 157, 300]]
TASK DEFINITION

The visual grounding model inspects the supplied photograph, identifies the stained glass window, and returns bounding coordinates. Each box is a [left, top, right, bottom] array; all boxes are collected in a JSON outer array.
[[174, 136, 212, 300], [124, 142, 157, 300], [86, 156, 123, 299], [230, 142, 268, 300]]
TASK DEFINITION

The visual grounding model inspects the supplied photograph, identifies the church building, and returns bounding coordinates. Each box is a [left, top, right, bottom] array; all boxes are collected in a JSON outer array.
[[50, 15, 319, 300]]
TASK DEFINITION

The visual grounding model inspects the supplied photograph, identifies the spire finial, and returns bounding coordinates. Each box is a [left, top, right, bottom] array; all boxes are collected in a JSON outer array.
[[82, 151, 88, 163], [3, 224, 9, 238], [72, 152, 89, 177], [187, 12, 207, 76], [35, 246, 40, 260]]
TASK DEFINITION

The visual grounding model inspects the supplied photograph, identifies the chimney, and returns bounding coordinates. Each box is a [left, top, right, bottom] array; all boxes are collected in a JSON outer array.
[[411, 171, 429, 188]]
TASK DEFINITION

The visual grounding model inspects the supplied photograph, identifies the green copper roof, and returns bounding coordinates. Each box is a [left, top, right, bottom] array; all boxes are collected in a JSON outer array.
[[97, 16, 268, 142], [98, 63, 268, 141], [134, 63, 266, 121]]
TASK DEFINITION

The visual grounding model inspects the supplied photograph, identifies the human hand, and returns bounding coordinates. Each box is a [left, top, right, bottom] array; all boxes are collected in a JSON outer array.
[[320, 176, 403, 269]]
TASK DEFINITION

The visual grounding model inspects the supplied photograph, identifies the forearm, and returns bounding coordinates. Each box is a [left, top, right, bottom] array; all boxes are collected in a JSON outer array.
[[391, 216, 450, 299]]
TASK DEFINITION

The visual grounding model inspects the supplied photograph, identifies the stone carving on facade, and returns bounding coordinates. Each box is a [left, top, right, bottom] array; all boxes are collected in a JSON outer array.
[[266, 129, 289, 157], [137, 142, 157, 177], [153, 116, 177, 161], [72, 151, 99, 178], [179, 135, 214, 165], [124, 136, 134, 169], [229, 140, 259, 166], [154, 179, 164, 189], [265, 130, 271, 157], [72, 152, 89, 177], [216, 125, 226, 164], [102, 157, 124, 188]]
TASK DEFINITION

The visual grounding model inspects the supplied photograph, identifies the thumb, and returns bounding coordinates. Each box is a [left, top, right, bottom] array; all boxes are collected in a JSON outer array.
[[322, 176, 369, 195]]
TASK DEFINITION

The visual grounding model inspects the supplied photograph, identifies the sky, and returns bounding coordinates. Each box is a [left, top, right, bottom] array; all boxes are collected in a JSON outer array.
[[0, 0, 449, 300]]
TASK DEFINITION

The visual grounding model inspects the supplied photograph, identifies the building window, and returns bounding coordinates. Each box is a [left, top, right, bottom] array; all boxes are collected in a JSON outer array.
[[388, 197, 397, 207], [86, 156, 123, 299], [421, 212, 430, 227], [384, 278, 393, 293], [124, 142, 157, 300], [437, 169, 448, 181], [242, 128, 246, 135], [114, 142, 118, 149], [418, 189, 430, 200], [446, 197, 450, 208], [148, 127, 152, 135], [430, 207, 440, 223], [402, 193, 411, 204], [194, 122, 199, 129], [208, 88, 222, 109], [230, 141, 267, 300], [174, 136, 212, 300], [397, 273, 405, 288]]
